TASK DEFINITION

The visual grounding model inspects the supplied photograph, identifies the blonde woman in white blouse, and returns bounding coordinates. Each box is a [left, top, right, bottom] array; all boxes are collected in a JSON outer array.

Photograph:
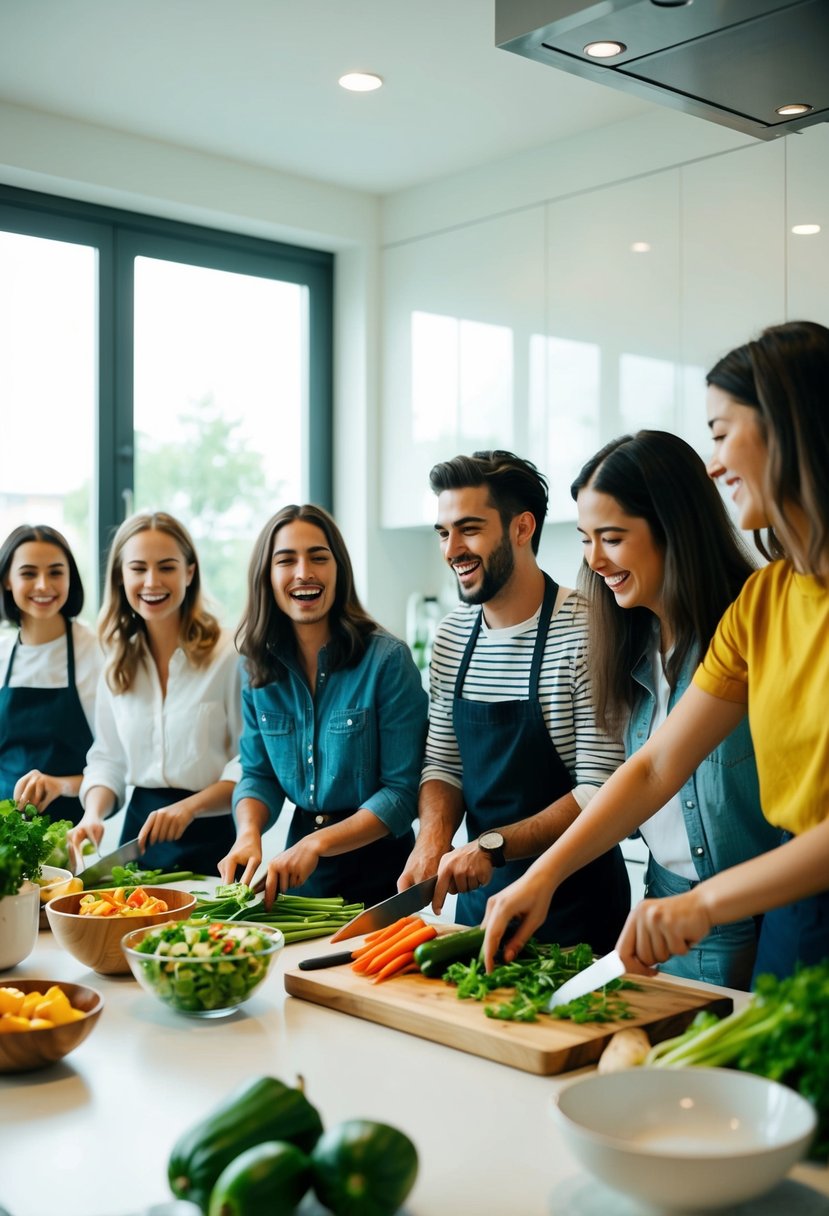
[[68, 512, 242, 874]]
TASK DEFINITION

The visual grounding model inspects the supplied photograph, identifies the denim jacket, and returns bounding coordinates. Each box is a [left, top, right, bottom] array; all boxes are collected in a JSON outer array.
[[232, 630, 428, 838], [626, 645, 779, 881]]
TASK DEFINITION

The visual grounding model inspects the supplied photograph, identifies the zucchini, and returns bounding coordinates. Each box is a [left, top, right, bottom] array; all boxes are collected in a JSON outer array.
[[311, 1119, 418, 1216], [168, 1076, 323, 1213], [413, 927, 486, 977], [207, 1140, 311, 1216]]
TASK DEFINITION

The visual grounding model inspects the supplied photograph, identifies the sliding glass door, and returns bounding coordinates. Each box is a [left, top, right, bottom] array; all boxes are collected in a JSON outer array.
[[0, 185, 333, 627]]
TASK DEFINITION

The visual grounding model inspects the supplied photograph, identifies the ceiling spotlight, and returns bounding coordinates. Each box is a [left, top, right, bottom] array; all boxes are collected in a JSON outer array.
[[338, 71, 384, 92], [631, 241, 651, 253], [584, 41, 626, 58], [776, 103, 812, 117], [791, 224, 821, 236]]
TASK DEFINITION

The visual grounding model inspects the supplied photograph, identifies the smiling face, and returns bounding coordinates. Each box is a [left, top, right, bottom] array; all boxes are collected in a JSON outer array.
[[270, 518, 337, 630], [577, 486, 666, 620], [434, 485, 517, 605], [119, 529, 194, 627], [706, 385, 770, 532], [4, 541, 70, 624]]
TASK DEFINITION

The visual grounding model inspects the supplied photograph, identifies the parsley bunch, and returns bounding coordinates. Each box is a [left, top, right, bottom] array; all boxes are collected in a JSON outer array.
[[444, 940, 639, 1024], [0, 799, 67, 896]]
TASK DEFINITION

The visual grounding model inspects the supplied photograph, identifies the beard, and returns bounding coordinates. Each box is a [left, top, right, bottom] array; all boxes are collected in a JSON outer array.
[[456, 529, 515, 604]]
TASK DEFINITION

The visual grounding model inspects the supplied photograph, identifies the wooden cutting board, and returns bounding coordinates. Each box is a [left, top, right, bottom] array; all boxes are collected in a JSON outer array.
[[284, 958, 733, 1076]]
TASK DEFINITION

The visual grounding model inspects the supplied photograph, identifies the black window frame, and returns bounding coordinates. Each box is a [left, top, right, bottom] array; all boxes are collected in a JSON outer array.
[[0, 183, 333, 583]]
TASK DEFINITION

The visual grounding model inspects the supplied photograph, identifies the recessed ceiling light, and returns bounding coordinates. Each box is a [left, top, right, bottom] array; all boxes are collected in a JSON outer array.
[[631, 241, 651, 253], [791, 224, 821, 236], [584, 41, 626, 58], [339, 71, 383, 93], [776, 103, 812, 116]]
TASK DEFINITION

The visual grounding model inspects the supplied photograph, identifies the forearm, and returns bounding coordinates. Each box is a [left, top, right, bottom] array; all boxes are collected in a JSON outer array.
[[698, 820, 829, 925], [175, 780, 235, 819], [81, 784, 118, 822], [305, 809, 389, 860], [499, 791, 582, 861], [232, 797, 271, 840], [416, 780, 465, 853]]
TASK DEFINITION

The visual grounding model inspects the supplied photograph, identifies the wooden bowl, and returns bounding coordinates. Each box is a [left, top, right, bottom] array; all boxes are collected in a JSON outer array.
[[45, 887, 198, 975], [0, 978, 103, 1073]]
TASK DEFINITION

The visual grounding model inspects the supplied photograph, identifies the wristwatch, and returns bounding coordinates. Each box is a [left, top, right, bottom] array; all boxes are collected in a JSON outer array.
[[477, 830, 506, 868]]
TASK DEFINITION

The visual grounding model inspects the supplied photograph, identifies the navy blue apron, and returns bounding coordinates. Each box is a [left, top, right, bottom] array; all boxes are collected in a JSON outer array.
[[284, 808, 415, 908], [122, 786, 236, 875], [453, 574, 630, 953], [0, 620, 92, 825]]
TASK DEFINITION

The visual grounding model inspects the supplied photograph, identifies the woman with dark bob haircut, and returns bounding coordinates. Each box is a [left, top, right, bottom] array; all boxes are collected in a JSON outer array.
[[0, 524, 101, 823], [483, 321, 829, 986], [568, 431, 778, 988], [219, 504, 428, 908]]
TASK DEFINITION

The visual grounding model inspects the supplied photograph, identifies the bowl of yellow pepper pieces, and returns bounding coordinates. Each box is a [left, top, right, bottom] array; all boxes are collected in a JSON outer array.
[[0, 979, 103, 1072], [46, 886, 197, 975]]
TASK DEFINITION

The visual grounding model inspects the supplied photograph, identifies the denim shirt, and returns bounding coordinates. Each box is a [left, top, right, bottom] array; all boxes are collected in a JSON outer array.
[[232, 630, 428, 838], [626, 644, 779, 881]]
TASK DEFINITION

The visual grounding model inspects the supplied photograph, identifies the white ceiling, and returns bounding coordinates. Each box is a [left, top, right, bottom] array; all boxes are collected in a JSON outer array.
[[0, 0, 651, 195]]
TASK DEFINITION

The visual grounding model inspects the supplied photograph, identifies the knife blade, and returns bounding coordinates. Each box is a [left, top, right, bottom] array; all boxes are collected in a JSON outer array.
[[79, 838, 143, 888], [328, 875, 438, 943], [544, 949, 626, 1011]]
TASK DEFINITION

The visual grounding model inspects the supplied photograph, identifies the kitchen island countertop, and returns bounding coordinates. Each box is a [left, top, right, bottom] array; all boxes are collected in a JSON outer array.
[[2, 894, 828, 1216]]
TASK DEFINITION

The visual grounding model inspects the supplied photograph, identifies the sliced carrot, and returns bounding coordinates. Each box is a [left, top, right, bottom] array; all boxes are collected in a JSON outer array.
[[364, 924, 437, 975], [372, 951, 415, 983], [360, 916, 418, 948], [126, 887, 148, 908], [351, 917, 428, 972]]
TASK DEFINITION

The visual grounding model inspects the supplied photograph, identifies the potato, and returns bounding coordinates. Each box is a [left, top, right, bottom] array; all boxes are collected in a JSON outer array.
[[597, 1027, 651, 1073]]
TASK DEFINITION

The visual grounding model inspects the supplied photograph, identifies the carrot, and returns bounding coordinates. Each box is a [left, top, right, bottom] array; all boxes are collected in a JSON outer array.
[[372, 951, 415, 983], [360, 916, 418, 948], [352, 917, 421, 961], [364, 924, 437, 975], [351, 918, 428, 972]]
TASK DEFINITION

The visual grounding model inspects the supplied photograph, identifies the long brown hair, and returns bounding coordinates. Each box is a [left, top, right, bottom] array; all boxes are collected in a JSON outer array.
[[237, 504, 377, 687], [99, 512, 220, 694], [570, 431, 756, 737], [707, 320, 829, 577]]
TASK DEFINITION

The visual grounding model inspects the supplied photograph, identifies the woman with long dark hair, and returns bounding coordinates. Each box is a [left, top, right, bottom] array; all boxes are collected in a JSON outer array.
[[483, 321, 829, 984], [570, 431, 778, 987], [0, 524, 101, 823], [219, 504, 428, 907]]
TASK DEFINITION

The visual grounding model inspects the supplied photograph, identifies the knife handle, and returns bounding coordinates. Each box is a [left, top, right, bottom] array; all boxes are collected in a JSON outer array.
[[298, 951, 355, 970]]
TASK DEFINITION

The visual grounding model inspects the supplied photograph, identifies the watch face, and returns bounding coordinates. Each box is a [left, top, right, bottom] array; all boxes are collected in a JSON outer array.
[[479, 831, 504, 850]]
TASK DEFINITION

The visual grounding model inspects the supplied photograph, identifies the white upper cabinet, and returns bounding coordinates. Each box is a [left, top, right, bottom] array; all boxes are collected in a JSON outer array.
[[678, 140, 786, 455], [541, 170, 681, 521], [381, 207, 546, 528]]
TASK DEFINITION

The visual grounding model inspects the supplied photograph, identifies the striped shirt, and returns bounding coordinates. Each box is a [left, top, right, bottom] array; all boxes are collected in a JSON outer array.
[[421, 589, 624, 809]]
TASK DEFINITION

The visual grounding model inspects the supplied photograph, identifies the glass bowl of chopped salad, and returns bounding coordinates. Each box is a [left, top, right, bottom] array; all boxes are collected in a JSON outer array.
[[120, 919, 284, 1017]]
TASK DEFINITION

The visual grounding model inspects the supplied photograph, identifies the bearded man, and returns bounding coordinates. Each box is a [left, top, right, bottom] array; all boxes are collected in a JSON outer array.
[[398, 450, 630, 950]]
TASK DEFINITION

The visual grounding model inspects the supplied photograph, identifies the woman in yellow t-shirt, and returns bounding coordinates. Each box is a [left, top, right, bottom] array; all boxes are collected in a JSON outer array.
[[481, 320, 829, 984]]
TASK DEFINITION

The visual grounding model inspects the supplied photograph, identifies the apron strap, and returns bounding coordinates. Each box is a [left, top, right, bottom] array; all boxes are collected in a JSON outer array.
[[3, 617, 74, 688], [454, 573, 559, 701]]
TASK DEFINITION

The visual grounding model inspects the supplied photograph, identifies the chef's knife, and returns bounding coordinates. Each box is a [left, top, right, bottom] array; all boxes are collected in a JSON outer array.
[[79, 838, 143, 888], [298, 949, 358, 971], [328, 875, 438, 943], [544, 949, 626, 1011]]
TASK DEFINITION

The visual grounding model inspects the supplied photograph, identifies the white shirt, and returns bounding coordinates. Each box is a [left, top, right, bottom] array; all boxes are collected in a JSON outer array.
[[637, 643, 697, 880], [0, 620, 103, 735], [79, 630, 243, 813]]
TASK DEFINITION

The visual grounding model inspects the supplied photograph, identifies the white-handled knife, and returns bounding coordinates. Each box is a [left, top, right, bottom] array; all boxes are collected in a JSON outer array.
[[545, 949, 626, 1011]]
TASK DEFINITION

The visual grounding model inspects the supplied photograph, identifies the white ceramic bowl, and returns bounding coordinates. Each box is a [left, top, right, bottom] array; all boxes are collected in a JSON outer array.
[[552, 1067, 817, 1211], [0, 882, 40, 970]]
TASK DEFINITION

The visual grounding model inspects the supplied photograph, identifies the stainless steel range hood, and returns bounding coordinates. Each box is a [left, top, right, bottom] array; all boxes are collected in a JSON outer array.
[[496, 0, 829, 141]]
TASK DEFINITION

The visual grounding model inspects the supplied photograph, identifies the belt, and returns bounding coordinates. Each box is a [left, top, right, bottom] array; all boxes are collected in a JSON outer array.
[[296, 806, 345, 830]]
